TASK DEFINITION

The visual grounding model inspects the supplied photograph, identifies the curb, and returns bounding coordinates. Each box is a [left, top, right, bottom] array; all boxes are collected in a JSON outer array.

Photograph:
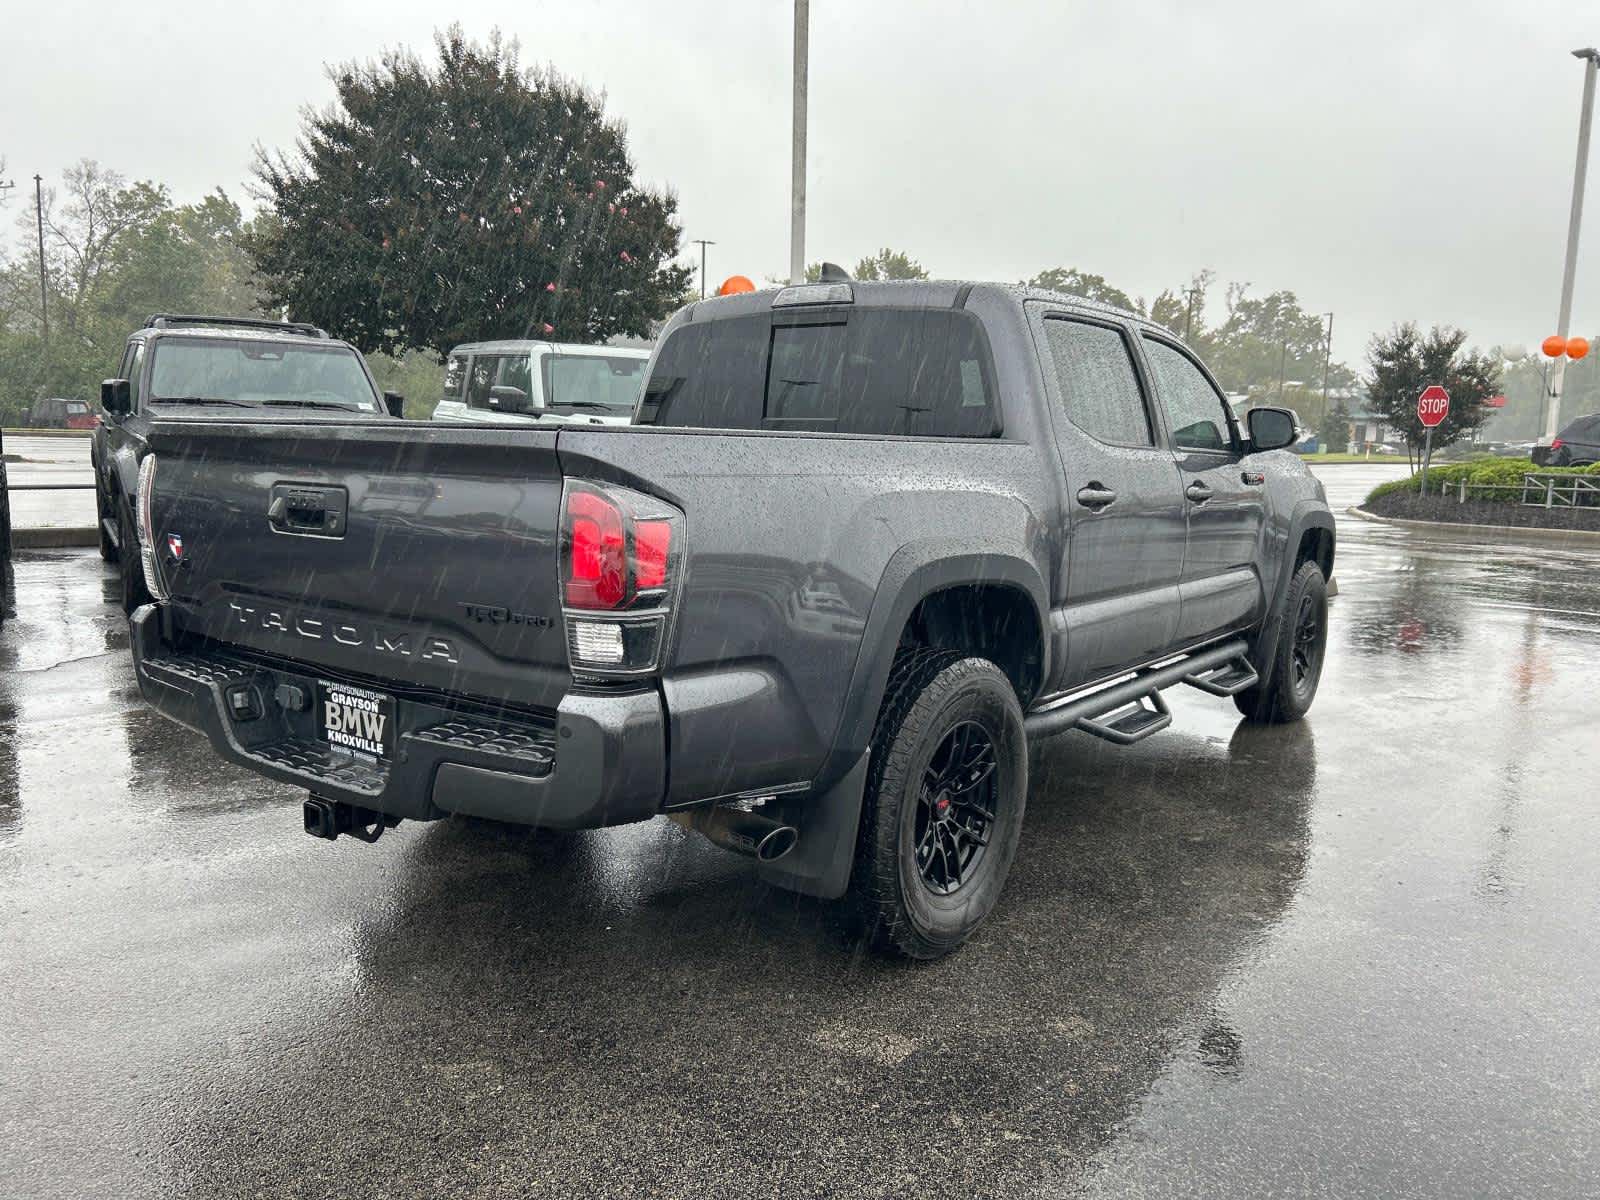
[[1347, 505, 1600, 544], [11, 527, 99, 549], [1, 428, 93, 439]]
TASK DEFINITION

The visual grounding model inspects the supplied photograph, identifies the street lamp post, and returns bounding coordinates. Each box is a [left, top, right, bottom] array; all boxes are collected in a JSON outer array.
[[34, 174, 49, 356], [1544, 47, 1599, 444], [789, 0, 809, 285], [1319, 312, 1334, 426]]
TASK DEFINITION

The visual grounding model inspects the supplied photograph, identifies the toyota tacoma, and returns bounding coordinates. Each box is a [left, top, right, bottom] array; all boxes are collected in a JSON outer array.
[[126, 280, 1334, 957]]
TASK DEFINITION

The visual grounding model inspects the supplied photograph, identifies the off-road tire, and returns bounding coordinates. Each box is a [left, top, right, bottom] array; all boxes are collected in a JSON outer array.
[[1234, 560, 1327, 724], [850, 650, 1027, 959], [118, 503, 151, 614]]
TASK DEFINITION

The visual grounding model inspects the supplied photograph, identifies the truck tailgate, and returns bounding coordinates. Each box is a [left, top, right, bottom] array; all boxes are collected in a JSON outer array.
[[145, 420, 571, 711]]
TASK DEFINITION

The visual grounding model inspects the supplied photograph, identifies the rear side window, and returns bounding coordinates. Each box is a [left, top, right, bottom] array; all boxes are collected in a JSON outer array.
[[638, 308, 998, 437], [1041, 318, 1152, 446]]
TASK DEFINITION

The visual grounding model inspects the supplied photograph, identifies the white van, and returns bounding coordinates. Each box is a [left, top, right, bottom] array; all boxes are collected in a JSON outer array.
[[431, 340, 650, 426]]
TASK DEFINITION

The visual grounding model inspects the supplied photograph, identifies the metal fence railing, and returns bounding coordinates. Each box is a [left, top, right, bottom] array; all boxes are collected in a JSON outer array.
[[1424, 473, 1600, 508], [0, 427, 98, 566]]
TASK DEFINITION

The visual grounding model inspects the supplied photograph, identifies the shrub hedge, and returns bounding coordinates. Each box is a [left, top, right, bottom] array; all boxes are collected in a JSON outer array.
[[1365, 457, 1600, 505]]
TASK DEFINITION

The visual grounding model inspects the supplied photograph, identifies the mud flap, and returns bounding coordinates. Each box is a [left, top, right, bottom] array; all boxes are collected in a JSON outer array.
[[754, 751, 870, 899]]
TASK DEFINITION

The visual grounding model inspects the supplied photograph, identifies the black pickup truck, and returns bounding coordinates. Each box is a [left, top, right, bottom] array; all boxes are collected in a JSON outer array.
[[92, 313, 401, 612], [128, 281, 1333, 957]]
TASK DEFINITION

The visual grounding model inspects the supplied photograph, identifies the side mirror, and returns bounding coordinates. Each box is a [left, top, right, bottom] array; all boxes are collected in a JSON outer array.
[[383, 391, 405, 418], [101, 378, 132, 418], [488, 385, 534, 414], [1247, 406, 1298, 452]]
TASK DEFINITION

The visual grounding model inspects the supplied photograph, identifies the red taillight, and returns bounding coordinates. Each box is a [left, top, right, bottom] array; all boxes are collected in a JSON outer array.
[[634, 520, 672, 590], [566, 489, 627, 609], [560, 480, 684, 676], [1551, 438, 1565, 451]]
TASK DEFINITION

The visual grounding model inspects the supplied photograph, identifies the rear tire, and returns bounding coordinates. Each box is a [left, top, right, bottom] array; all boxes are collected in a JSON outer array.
[[850, 650, 1027, 959], [1234, 560, 1327, 724], [118, 503, 151, 614]]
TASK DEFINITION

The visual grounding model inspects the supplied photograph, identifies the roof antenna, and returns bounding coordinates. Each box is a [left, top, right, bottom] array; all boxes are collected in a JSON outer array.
[[816, 261, 852, 282]]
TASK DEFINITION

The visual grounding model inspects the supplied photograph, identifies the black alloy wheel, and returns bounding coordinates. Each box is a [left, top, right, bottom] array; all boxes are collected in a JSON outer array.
[[914, 721, 1000, 895]]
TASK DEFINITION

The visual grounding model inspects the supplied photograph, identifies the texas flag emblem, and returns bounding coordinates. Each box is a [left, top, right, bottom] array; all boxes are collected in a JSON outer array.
[[167, 533, 185, 560]]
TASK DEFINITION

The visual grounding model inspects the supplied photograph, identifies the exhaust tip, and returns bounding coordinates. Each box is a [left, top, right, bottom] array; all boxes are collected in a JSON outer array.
[[755, 824, 799, 862]]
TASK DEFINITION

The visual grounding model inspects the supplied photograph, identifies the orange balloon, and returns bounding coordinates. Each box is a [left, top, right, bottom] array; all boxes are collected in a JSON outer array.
[[1566, 336, 1590, 360], [1542, 334, 1568, 358], [717, 274, 755, 296]]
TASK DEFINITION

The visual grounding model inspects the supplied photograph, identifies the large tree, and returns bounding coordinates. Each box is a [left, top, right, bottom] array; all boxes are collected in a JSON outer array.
[[1366, 324, 1499, 466], [250, 28, 691, 355], [853, 248, 928, 281], [1024, 267, 1141, 314], [0, 162, 261, 422]]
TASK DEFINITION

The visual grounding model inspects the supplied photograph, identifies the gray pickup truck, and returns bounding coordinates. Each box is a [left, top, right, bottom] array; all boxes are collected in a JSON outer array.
[[127, 280, 1333, 957]]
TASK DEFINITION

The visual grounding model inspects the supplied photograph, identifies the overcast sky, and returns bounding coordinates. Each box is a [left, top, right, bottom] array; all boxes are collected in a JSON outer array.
[[3, 0, 1595, 365]]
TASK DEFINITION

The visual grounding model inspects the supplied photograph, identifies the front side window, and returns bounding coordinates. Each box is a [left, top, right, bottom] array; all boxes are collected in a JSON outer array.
[[542, 354, 646, 417], [1041, 317, 1152, 446], [127, 344, 145, 409], [148, 339, 377, 411], [462, 354, 533, 408], [1142, 337, 1235, 453], [442, 353, 466, 400], [638, 308, 998, 437]]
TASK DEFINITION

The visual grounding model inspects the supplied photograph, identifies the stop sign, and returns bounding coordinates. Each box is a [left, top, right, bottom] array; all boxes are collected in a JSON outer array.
[[1417, 384, 1450, 428]]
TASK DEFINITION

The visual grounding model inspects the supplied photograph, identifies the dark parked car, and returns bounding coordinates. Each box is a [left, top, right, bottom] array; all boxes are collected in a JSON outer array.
[[92, 314, 400, 610], [1532, 413, 1600, 466], [125, 281, 1334, 957], [27, 396, 97, 430]]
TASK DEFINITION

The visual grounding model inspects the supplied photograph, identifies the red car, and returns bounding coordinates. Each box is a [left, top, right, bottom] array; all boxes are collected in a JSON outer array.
[[28, 397, 98, 430]]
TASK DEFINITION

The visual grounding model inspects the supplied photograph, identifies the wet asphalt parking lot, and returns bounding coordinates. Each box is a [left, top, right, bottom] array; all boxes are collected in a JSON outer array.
[[2, 464, 1598, 1198]]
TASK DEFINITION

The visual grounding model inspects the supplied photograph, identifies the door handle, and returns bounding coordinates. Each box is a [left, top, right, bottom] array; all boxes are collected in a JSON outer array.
[[1076, 484, 1117, 510], [1185, 481, 1214, 504]]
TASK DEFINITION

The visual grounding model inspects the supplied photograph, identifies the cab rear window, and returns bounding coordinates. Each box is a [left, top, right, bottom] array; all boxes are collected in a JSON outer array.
[[637, 308, 999, 436]]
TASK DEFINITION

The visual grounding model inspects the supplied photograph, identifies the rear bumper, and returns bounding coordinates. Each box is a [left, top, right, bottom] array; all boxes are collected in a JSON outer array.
[[129, 605, 666, 829]]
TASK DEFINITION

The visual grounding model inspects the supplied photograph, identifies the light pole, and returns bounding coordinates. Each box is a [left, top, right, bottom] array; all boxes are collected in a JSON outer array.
[[1275, 323, 1288, 404], [1319, 312, 1334, 425], [1544, 47, 1599, 444], [789, 0, 809, 285], [692, 239, 716, 299], [34, 174, 49, 356]]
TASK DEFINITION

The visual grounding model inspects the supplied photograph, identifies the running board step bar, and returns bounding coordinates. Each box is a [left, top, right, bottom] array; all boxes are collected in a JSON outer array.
[[1023, 639, 1250, 745], [1181, 655, 1259, 697], [1074, 690, 1171, 745]]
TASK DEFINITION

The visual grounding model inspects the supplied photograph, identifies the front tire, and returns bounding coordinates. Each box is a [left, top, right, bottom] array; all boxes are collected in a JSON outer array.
[[96, 481, 119, 563], [1234, 560, 1328, 724], [118, 503, 151, 614], [850, 651, 1027, 959]]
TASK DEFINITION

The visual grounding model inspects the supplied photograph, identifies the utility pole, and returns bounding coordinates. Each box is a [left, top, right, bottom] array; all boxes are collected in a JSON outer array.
[[1276, 330, 1289, 404], [1183, 286, 1202, 339], [34, 175, 49, 355], [789, 0, 809, 285], [692, 239, 716, 299], [1320, 312, 1334, 425], [1545, 48, 1599, 443]]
